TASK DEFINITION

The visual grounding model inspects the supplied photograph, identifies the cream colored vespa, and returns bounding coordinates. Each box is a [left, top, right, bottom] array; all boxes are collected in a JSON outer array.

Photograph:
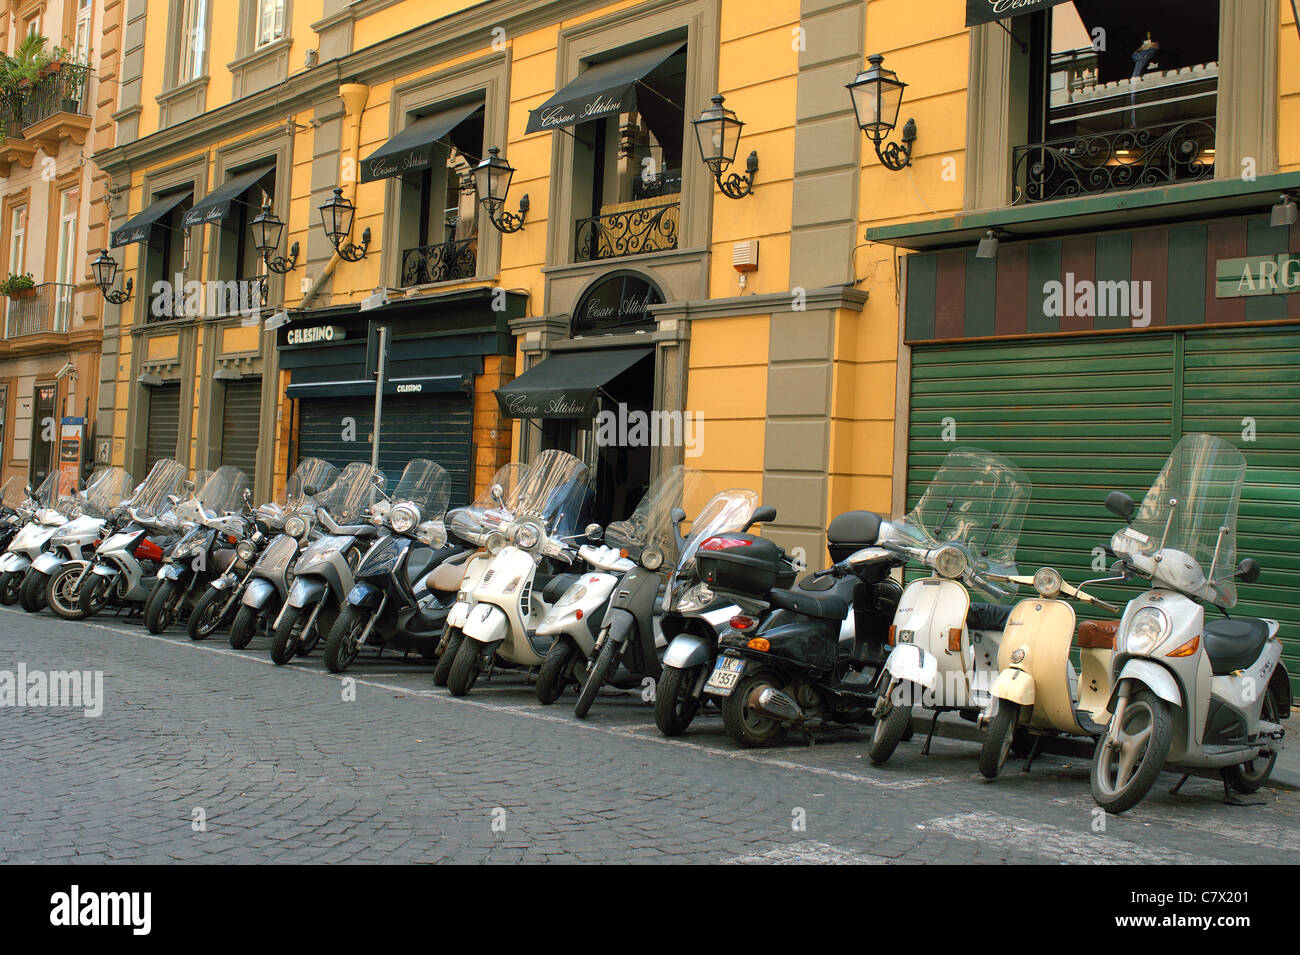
[[976, 566, 1121, 779]]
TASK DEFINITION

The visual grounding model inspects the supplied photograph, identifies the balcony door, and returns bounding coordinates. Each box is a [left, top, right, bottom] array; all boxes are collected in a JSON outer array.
[[54, 187, 78, 332]]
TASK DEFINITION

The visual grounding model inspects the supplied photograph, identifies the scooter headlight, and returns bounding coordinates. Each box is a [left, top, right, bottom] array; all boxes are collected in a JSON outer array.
[[641, 546, 664, 571], [285, 516, 309, 540], [486, 531, 507, 555], [390, 503, 420, 535], [236, 540, 257, 562], [1033, 567, 1063, 599], [1126, 607, 1170, 655], [931, 545, 968, 580], [514, 523, 540, 550]]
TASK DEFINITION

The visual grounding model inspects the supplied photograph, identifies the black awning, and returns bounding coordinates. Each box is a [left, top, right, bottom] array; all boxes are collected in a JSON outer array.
[[110, 192, 190, 247], [361, 102, 484, 183], [525, 41, 685, 134], [965, 0, 1070, 25], [183, 164, 275, 229], [495, 347, 653, 418]]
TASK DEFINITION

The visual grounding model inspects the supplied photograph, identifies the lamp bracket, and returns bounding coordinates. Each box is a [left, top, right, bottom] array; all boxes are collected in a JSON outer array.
[[717, 151, 758, 200]]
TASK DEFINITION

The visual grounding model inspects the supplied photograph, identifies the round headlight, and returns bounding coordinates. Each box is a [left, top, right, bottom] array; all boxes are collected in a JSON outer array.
[[931, 545, 969, 580], [514, 523, 540, 550], [1126, 606, 1170, 655], [285, 516, 308, 539], [391, 503, 420, 535], [1033, 567, 1063, 599], [236, 540, 256, 562], [486, 531, 507, 555], [641, 545, 664, 571]]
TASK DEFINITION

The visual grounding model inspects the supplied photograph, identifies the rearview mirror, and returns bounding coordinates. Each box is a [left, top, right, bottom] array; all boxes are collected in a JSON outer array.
[[242, 488, 252, 501], [1236, 557, 1261, 584], [490, 483, 505, 506], [585, 522, 603, 541], [373, 472, 385, 486], [744, 505, 777, 530], [670, 507, 687, 525], [303, 485, 318, 497], [1105, 491, 1136, 523]]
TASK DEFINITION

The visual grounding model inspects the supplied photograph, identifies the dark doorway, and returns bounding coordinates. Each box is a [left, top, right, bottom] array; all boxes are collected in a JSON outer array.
[[30, 384, 56, 487]]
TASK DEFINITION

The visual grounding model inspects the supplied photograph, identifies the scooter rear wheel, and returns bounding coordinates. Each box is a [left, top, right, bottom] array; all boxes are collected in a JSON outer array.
[[721, 670, 786, 747], [1222, 691, 1280, 794], [19, 569, 48, 613]]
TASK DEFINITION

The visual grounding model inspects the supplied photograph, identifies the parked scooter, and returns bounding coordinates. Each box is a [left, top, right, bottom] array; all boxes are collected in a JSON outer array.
[[323, 459, 471, 672], [270, 461, 386, 665], [73, 460, 190, 619], [230, 461, 363, 650], [976, 567, 1120, 778], [188, 459, 338, 641], [0, 472, 80, 606], [653, 489, 770, 736], [443, 449, 594, 696], [1090, 433, 1290, 813], [693, 509, 903, 747], [24, 468, 134, 613], [866, 448, 1029, 765], [0, 478, 26, 553], [144, 466, 250, 633]]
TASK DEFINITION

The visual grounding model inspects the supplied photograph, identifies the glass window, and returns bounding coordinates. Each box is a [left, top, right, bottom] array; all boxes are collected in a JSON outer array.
[[74, 0, 92, 61], [8, 205, 25, 277], [256, 0, 285, 49], [177, 0, 208, 84], [55, 188, 78, 331]]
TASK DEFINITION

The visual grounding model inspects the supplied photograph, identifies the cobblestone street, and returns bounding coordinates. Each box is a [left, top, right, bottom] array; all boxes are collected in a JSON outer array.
[[1, 606, 1297, 864]]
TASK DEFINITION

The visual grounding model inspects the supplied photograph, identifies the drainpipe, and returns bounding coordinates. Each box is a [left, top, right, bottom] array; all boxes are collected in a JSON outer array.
[[300, 81, 370, 309]]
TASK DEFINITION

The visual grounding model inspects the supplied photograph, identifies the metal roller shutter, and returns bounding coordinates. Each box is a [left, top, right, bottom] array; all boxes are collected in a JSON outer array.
[[220, 378, 262, 479], [909, 328, 1299, 695], [145, 383, 181, 474], [295, 393, 473, 506]]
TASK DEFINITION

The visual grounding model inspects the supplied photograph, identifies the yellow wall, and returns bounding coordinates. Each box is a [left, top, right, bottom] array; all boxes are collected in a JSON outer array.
[[1282, 4, 1300, 172]]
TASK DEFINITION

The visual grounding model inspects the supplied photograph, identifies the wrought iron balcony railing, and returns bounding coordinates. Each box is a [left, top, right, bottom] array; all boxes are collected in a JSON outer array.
[[574, 200, 679, 262], [20, 64, 92, 127], [1012, 117, 1216, 205], [147, 277, 267, 324], [3, 283, 75, 339], [400, 237, 477, 287]]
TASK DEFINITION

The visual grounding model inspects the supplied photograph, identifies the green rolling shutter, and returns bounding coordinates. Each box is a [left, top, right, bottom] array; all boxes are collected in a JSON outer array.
[[145, 383, 182, 475], [909, 327, 1300, 695], [219, 378, 262, 480]]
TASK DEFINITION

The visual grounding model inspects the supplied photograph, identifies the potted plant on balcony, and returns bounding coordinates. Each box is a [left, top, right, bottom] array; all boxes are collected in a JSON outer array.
[[1, 273, 36, 300], [0, 32, 50, 134]]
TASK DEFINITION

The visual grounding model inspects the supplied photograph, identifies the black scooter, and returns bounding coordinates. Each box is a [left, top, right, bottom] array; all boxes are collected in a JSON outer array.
[[694, 510, 901, 747]]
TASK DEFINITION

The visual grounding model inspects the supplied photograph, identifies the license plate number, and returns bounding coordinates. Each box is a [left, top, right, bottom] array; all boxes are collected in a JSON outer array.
[[705, 656, 745, 696]]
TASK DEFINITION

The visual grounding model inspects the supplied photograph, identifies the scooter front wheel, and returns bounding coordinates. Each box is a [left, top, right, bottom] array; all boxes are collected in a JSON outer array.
[[868, 684, 912, 764], [270, 605, 303, 665], [229, 604, 259, 650], [446, 634, 483, 696], [1090, 687, 1172, 814], [574, 636, 619, 719], [144, 579, 183, 634], [536, 639, 578, 705], [78, 574, 111, 618], [19, 569, 49, 613], [323, 604, 366, 673], [188, 587, 227, 640], [433, 629, 463, 687], [47, 565, 90, 620], [655, 664, 704, 736], [0, 570, 23, 606], [979, 701, 1020, 779]]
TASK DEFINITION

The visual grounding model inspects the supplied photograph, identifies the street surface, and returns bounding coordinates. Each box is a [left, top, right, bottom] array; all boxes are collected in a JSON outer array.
[[1, 605, 1297, 864]]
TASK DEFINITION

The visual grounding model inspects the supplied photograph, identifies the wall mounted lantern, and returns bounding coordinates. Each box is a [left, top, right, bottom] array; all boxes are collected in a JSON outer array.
[[847, 54, 916, 172], [474, 147, 528, 234], [319, 187, 370, 262], [250, 203, 300, 273], [91, 249, 132, 304], [693, 94, 758, 199]]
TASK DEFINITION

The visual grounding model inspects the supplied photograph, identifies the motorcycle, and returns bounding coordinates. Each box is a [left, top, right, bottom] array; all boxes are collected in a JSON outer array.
[[188, 459, 339, 641], [270, 461, 387, 665], [73, 460, 191, 620], [0, 472, 80, 606], [865, 448, 1028, 765], [975, 566, 1121, 779], [443, 449, 594, 697], [652, 489, 773, 737], [323, 459, 471, 672], [0, 478, 27, 551], [693, 509, 903, 747], [25, 468, 135, 614], [1090, 433, 1290, 814], [144, 465, 251, 634]]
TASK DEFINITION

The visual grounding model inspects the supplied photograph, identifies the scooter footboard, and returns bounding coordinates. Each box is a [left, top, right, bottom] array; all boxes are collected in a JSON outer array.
[[463, 604, 509, 645], [884, 643, 938, 691]]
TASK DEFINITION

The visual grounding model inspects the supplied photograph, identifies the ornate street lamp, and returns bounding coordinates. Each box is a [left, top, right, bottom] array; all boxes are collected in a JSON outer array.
[[847, 54, 917, 172], [318, 186, 370, 262], [473, 147, 528, 234], [692, 94, 758, 199], [91, 249, 132, 304], [250, 203, 299, 273]]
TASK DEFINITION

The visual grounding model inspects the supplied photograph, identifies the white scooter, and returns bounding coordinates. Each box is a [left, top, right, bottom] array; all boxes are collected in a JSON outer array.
[[1091, 433, 1290, 814], [0, 472, 80, 606], [868, 448, 1030, 765]]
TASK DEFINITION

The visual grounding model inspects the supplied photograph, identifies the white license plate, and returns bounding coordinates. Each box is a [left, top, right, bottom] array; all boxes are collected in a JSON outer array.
[[705, 656, 745, 696]]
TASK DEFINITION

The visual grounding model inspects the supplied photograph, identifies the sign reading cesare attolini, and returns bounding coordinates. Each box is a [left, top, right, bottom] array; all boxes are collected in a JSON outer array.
[[965, 0, 1070, 26]]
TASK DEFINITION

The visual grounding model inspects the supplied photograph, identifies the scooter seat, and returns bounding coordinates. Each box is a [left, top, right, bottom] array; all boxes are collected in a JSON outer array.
[[768, 577, 857, 620], [968, 602, 1011, 631], [1204, 617, 1272, 676]]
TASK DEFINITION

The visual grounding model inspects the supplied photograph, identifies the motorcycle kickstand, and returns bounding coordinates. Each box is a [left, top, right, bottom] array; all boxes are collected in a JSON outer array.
[[1169, 773, 1192, 796], [1220, 776, 1265, 807], [922, 710, 942, 755], [1022, 735, 1043, 773]]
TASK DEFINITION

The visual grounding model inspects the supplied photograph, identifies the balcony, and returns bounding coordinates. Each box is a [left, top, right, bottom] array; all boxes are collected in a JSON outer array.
[[3, 284, 75, 340], [19, 65, 93, 152], [1012, 117, 1216, 205], [400, 237, 477, 287], [575, 198, 679, 262]]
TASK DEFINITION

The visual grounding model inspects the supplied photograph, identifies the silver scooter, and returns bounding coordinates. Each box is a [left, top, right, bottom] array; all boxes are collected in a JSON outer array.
[[0, 472, 81, 606]]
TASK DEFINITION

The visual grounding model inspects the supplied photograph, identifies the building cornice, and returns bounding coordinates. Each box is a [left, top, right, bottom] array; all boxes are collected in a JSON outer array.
[[652, 286, 870, 320]]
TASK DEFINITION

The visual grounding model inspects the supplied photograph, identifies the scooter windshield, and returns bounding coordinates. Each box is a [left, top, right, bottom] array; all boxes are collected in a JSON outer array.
[[663, 488, 760, 609], [898, 447, 1030, 579], [390, 459, 451, 517], [30, 472, 64, 509], [507, 449, 591, 537], [195, 465, 250, 515], [130, 459, 188, 519], [283, 458, 340, 508], [1, 477, 25, 510], [450, 462, 527, 542], [605, 465, 712, 563], [318, 462, 382, 523], [81, 467, 134, 518], [1112, 433, 1247, 607]]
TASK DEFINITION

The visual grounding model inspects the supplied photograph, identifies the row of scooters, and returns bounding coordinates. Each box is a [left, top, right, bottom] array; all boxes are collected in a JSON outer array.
[[0, 433, 1289, 814]]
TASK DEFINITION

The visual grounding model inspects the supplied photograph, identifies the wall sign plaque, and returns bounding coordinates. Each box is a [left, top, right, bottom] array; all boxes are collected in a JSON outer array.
[[571, 271, 665, 337]]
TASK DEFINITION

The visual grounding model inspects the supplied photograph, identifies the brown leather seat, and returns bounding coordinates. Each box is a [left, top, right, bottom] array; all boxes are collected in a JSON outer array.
[[1077, 619, 1118, 650]]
